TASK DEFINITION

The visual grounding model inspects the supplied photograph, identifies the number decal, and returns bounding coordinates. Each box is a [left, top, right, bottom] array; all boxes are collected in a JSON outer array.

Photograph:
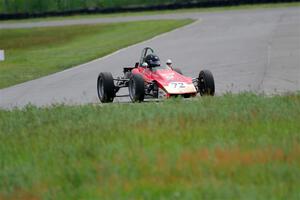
[[170, 82, 185, 89]]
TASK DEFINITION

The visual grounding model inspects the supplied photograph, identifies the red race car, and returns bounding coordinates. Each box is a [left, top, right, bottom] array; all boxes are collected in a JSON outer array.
[[97, 47, 215, 103]]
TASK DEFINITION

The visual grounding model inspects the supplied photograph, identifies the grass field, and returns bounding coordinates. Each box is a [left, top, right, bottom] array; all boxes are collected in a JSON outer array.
[[0, 93, 299, 199], [1, 2, 299, 24], [0, 19, 192, 89]]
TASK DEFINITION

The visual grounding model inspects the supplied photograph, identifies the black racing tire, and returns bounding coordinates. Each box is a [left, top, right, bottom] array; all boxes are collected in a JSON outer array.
[[198, 70, 215, 96], [97, 72, 115, 103], [129, 74, 145, 102], [173, 68, 183, 75]]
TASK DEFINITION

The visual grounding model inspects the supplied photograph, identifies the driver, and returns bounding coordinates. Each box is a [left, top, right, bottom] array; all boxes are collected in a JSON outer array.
[[166, 59, 173, 69], [145, 54, 161, 68]]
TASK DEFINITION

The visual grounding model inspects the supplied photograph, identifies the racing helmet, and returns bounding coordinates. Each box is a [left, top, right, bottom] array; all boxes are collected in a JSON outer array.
[[166, 59, 172, 65], [145, 54, 161, 68]]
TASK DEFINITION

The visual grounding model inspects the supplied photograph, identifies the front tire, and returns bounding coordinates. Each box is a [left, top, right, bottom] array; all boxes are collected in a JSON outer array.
[[198, 70, 215, 96], [129, 74, 145, 102], [97, 72, 115, 103]]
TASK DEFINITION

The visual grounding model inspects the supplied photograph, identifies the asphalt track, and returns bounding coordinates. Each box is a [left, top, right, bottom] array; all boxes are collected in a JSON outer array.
[[0, 7, 299, 108]]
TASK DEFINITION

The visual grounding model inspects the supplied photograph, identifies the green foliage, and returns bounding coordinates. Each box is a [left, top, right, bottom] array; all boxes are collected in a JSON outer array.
[[1, 0, 297, 15], [1, 2, 299, 24], [0, 93, 300, 199], [0, 0, 177, 14], [0, 19, 192, 88]]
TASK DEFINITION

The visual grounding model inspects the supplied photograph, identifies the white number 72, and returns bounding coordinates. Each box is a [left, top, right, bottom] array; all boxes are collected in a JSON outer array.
[[170, 82, 185, 88]]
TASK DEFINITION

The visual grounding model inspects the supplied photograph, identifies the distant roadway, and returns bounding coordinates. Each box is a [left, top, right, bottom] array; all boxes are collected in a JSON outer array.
[[0, 7, 299, 108]]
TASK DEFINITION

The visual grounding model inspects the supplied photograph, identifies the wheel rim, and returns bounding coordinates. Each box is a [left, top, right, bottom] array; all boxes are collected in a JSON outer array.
[[98, 76, 105, 100], [129, 79, 136, 101], [199, 75, 206, 95]]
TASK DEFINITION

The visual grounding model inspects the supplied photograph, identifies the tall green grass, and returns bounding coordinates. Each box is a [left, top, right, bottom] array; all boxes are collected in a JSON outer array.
[[1, 2, 299, 24], [0, 0, 296, 15], [0, 19, 192, 88], [2, 0, 184, 14], [0, 93, 300, 199]]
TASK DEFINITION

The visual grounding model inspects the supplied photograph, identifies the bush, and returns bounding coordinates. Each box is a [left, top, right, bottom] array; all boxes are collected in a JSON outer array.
[[0, 0, 295, 15]]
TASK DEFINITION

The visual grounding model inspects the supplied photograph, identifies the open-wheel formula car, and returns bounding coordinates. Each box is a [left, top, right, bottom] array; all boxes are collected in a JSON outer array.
[[97, 47, 215, 103]]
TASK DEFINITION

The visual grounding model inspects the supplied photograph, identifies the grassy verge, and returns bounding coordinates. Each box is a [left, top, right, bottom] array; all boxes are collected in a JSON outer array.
[[0, 93, 300, 199], [0, 19, 192, 89], [1, 2, 299, 24]]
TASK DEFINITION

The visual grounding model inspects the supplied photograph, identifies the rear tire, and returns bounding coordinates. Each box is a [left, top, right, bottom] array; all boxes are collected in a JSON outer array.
[[173, 68, 183, 75], [198, 70, 215, 96], [129, 74, 145, 102], [97, 72, 115, 103]]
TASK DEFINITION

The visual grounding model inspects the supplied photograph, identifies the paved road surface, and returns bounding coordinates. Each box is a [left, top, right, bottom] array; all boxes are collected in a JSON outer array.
[[0, 7, 299, 108]]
